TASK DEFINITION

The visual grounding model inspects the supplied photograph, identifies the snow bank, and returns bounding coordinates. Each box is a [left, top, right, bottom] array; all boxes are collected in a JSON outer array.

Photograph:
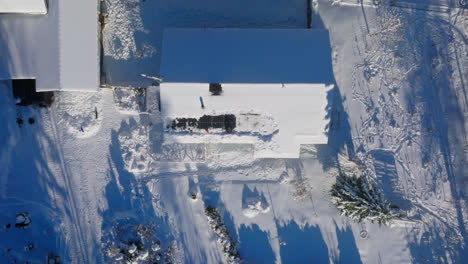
[[54, 91, 103, 138], [102, 221, 168, 264], [242, 198, 270, 218], [103, 0, 152, 61], [113, 87, 146, 114], [118, 119, 151, 173]]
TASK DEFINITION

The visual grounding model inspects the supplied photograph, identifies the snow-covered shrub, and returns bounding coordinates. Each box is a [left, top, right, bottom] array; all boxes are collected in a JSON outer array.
[[205, 206, 241, 263], [15, 212, 31, 228], [113, 87, 146, 114], [330, 174, 399, 225], [118, 119, 151, 173], [164, 241, 184, 264], [102, 221, 164, 264], [293, 177, 311, 201], [242, 197, 270, 218]]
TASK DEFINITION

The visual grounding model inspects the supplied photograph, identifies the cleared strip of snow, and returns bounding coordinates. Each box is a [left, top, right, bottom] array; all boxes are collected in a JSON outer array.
[[161, 83, 330, 158], [0, 0, 47, 14]]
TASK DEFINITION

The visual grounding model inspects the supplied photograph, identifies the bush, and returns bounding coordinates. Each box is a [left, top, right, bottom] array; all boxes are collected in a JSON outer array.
[[205, 206, 241, 263]]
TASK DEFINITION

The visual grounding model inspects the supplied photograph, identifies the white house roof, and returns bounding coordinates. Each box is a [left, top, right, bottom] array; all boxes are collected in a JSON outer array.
[[160, 28, 333, 157], [161, 83, 330, 158], [161, 28, 334, 84], [0, 0, 47, 14], [0, 0, 98, 91]]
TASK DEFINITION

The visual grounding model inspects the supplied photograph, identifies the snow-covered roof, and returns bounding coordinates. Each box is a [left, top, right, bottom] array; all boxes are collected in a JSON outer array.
[[161, 28, 334, 84], [0, 0, 98, 91], [0, 0, 47, 14], [160, 28, 333, 157], [161, 83, 330, 158]]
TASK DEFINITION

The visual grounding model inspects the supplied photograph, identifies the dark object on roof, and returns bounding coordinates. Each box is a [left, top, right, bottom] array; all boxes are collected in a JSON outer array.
[[169, 114, 236, 133], [12, 79, 54, 107], [209, 83, 223, 95], [198, 115, 235, 133], [198, 115, 223, 130], [170, 117, 199, 130], [224, 114, 236, 133]]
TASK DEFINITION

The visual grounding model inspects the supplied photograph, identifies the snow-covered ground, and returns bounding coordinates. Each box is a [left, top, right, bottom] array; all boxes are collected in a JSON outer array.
[[1, 0, 467, 263]]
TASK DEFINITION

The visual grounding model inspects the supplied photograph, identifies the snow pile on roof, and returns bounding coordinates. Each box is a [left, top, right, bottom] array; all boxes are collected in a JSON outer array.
[[0, 0, 98, 91], [161, 83, 330, 158], [0, 0, 47, 14]]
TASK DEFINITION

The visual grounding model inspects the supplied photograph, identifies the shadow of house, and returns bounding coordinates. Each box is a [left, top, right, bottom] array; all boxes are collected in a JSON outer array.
[[325, 86, 355, 161], [310, 11, 355, 174], [0, 83, 76, 262], [277, 221, 329, 263], [12, 79, 54, 107], [238, 224, 276, 264]]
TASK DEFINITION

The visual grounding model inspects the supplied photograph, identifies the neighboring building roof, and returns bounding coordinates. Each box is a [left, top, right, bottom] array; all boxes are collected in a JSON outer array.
[[161, 83, 330, 158], [0, 0, 47, 14], [161, 28, 334, 84], [0, 0, 98, 91]]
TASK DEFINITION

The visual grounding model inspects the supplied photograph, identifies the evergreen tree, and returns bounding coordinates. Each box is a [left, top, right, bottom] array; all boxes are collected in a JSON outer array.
[[330, 174, 399, 225]]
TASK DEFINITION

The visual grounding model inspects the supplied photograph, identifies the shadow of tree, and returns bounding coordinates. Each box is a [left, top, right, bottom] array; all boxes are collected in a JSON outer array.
[[100, 121, 173, 261], [334, 222, 363, 264], [277, 221, 329, 263], [380, 5, 467, 261], [310, 12, 356, 174], [0, 82, 77, 263], [238, 224, 276, 264], [408, 222, 463, 264], [241, 184, 269, 211]]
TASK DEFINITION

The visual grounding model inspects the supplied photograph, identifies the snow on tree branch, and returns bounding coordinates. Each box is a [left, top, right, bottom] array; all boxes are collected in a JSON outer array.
[[205, 206, 242, 264], [330, 174, 399, 225]]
